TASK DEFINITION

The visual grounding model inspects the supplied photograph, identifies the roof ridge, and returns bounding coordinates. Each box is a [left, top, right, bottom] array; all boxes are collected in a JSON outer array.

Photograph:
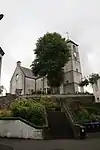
[[21, 66, 31, 70], [20, 65, 36, 79]]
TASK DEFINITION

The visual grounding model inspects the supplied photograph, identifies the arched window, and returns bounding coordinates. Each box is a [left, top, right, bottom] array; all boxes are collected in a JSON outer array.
[[16, 74, 19, 81]]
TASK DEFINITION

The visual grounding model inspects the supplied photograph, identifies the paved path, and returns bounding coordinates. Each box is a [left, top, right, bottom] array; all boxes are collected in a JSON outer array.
[[0, 138, 100, 150]]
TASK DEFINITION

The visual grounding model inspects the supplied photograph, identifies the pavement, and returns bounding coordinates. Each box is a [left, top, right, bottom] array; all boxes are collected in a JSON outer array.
[[0, 138, 100, 150]]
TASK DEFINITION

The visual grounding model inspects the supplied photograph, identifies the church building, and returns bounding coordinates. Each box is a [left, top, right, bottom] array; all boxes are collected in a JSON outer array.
[[10, 39, 83, 95], [60, 39, 84, 94]]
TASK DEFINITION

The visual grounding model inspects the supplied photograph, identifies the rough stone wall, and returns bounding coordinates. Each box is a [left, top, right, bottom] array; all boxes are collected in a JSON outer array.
[[0, 94, 94, 109], [0, 95, 17, 109]]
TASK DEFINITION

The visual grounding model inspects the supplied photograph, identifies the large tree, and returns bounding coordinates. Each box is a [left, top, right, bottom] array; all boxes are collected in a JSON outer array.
[[31, 32, 70, 90], [79, 73, 100, 87]]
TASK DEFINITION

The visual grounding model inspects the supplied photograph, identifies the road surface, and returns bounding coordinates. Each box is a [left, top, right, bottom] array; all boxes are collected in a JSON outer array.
[[0, 138, 100, 150]]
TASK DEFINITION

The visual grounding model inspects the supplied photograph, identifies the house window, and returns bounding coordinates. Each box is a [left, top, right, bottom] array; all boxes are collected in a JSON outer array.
[[97, 97, 99, 102]]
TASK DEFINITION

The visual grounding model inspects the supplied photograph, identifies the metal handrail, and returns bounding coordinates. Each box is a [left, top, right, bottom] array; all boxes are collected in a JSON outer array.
[[63, 104, 76, 124]]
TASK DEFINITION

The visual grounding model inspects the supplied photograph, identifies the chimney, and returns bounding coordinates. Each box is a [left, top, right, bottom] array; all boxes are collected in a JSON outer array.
[[17, 61, 21, 66]]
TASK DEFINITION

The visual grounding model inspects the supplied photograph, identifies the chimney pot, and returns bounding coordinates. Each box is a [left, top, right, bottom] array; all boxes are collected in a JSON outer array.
[[17, 61, 21, 66]]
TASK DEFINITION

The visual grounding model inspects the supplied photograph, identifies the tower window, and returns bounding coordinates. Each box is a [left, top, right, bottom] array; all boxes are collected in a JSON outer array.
[[95, 83, 98, 91], [76, 69, 78, 72], [66, 80, 69, 84], [73, 45, 76, 52]]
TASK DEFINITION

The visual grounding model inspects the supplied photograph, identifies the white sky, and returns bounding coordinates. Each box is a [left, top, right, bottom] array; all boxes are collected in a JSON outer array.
[[0, 0, 100, 92]]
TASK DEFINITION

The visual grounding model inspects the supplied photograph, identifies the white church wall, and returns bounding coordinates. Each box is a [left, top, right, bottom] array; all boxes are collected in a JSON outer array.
[[73, 71, 82, 83], [93, 79, 100, 103], [25, 78, 35, 94], [64, 72, 74, 83], [72, 61, 81, 73], [64, 60, 73, 73], [10, 66, 25, 95], [36, 77, 43, 91]]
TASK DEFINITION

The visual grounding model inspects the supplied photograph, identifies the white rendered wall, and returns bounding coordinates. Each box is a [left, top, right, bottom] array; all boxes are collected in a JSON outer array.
[[0, 120, 43, 139]]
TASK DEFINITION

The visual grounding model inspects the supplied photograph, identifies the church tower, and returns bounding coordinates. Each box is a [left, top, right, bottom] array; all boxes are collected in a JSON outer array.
[[61, 39, 83, 94]]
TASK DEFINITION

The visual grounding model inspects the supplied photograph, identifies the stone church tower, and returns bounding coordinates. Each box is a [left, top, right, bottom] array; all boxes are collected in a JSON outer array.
[[60, 39, 83, 94]]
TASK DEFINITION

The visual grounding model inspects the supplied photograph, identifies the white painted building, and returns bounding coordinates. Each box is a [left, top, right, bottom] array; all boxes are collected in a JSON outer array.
[[10, 61, 49, 95], [60, 39, 84, 94], [92, 79, 100, 103]]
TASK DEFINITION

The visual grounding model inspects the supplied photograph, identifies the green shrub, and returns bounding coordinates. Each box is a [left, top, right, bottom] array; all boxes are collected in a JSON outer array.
[[76, 109, 90, 121], [85, 106, 100, 115], [40, 96, 58, 109], [10, 99, 46, 126], [89, 113, 100, 121], [0, 109, 12, 117]]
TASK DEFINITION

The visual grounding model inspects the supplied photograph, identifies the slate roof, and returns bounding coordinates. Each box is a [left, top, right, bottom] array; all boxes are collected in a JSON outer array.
[[20, 66, 37, 79], [67, 39, 78, 46]]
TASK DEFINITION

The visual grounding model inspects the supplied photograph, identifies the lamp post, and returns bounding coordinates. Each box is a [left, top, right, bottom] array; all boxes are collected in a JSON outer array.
[[0, 14, 4, 20]]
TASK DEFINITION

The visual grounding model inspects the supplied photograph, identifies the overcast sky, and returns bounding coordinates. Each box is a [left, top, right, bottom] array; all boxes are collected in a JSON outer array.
[[0, 0, 100, 92]]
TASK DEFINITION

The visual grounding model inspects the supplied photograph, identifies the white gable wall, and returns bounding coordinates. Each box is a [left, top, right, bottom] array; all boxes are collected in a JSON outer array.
[[93, 79, 100, 103], [10, 66, 25, 95]]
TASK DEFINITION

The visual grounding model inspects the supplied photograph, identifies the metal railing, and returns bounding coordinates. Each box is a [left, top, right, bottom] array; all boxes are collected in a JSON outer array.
[[62, 103, 86, 139]]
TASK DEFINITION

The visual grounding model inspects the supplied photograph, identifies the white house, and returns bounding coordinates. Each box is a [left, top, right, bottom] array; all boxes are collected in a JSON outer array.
[[10, 61, 49, 95], [92, 79, 100, 103]]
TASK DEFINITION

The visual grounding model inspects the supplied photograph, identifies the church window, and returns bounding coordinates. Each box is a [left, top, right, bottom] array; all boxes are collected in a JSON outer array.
[[15, 74, 19, 81], [76, 69, 78, 72], [95, 83, 98, 91], [66, 80, 69, 84], [73, 45, 76, 52]]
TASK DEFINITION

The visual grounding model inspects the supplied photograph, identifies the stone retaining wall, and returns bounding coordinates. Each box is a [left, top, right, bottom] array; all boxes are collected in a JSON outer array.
[[0, 95, 17, 109], [0, 119, 43, 139]]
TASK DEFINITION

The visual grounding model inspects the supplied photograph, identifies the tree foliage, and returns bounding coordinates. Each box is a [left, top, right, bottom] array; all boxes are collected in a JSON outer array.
[[79, 78, 89, 87], [76, 109, 90, 121], [89, 73, 100, 85], [31, 32, 70, 88], [79, 73, 100, 87]]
